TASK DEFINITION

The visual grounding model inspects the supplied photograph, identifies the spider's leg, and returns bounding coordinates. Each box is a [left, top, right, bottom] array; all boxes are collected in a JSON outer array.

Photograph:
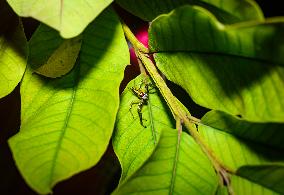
[[146, 82, 156, 94], [129, 101, 140, 119], [139, 79, 144, 90], [137, 102, 147, 128]]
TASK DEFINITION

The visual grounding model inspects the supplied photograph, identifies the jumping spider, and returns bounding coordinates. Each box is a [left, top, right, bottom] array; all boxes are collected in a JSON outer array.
[[129, 80, 154, 128]]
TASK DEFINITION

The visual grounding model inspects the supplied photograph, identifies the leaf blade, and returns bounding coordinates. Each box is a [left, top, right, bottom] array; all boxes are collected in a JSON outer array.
[[7, 0, 113, 38], [9, 8, 129, 194], [237, 164, 284, 194], [199, 111, 284, 193], [149, 5, 284, 122], [116, 0, 263, 23], [28, 24, 82, 78], [114, 128, 219, 195], [0, 3, 27, 99], [113, 75, 175, 183]]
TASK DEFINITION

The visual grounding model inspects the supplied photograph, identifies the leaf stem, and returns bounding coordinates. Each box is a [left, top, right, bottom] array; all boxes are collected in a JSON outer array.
[[135, 49, 147, 75], [121, 22, 234, 187]]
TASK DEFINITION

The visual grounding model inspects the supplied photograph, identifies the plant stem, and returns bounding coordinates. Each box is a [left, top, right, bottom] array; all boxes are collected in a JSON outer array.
[[121, 22, 234, 186]]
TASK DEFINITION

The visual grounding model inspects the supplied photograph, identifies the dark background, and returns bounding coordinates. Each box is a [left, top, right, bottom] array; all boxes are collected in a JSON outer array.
[[0, 1, 283, 195]]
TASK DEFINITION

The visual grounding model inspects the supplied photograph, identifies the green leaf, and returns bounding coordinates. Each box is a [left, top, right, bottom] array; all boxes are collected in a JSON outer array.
[[202, 111, 284, 149], [8, 8, 129, 194], [199, 112, 284, 193], [230, 175, 278, 195], [7, 0, 113, 38], [113, 75, 174, 183], [0, 2, 27, 99], [29, 24, 82, 78], [116, 0, 263, 23], [113, 128, 219, 194], [0, 21, 27, 99], [199, 119, 284, 170], [149, 5, 284, 122], [237, 164, 284, 194]]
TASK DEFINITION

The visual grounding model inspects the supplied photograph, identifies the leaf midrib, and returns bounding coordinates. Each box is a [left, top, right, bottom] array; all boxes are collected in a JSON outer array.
[[170, 130, 181, 194], [48, 65, 79, 186]]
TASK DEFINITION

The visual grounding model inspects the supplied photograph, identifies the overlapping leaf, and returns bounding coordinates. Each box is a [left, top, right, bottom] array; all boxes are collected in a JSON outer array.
[[113, 75, 174, 183], [149, 5, 284, 122], [28, 24, 82, 78], [202, 111, 284, 149], [0, 1, 27, 99], [8, 8, 129, 194], [113, 128, 219, 194], [7, 0, 113, 38], [199, 111, 284, 193], [237, 164, 284, 194], [230, 175, 278, 195], [116, 0, 263, 23]]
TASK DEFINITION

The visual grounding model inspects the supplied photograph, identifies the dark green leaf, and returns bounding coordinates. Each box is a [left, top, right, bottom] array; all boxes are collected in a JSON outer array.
[[230, 175, 278, 195], [116, 0, 263, 23], [29, 24, 82, 78], [237, 164, 284, 194], [202, 111, 284, 149]]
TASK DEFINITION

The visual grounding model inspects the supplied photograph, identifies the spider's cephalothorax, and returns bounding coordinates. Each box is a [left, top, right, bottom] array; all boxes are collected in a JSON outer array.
[[129, 80, 153, 128]]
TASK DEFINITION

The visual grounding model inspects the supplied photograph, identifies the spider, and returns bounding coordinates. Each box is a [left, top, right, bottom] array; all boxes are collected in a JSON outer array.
[[129, 80, 154, 128]]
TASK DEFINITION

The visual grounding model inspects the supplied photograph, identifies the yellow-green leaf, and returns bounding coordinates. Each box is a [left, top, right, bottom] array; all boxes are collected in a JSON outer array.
[[7, 0, 113, 38], [8, 8, 129, 194]]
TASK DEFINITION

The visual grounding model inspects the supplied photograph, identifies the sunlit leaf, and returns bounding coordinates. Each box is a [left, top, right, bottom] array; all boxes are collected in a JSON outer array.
[[113, 128, 219, 195], [113, 75, 174, 183], [8, 8, 129, 194], [149, 5, 284, 122], [199, 111, 284, 193], [0, 21, 27, 99], [7, 0, 113, 38]]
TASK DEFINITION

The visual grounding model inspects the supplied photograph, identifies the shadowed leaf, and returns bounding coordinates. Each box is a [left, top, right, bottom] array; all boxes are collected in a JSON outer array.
[[29, 24, 82, 78], [199, 111, 284, 193], [116, 0, 263, 23]]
